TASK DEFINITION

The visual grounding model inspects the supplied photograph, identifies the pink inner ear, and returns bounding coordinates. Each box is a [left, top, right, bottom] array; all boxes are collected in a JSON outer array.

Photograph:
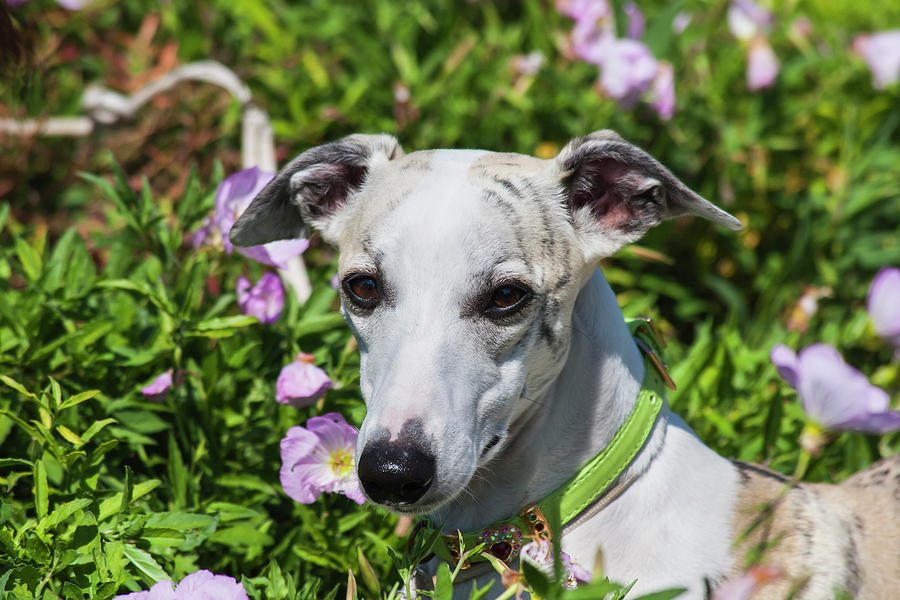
[[295, 163, 367, 220], [569, 158, 644, 229]]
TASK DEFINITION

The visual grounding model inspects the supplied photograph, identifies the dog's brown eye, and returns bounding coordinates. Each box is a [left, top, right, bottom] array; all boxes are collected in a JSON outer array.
[[486, 283, 532, 318], [492, 286, 524, 308], [344, 275, 380, 308]]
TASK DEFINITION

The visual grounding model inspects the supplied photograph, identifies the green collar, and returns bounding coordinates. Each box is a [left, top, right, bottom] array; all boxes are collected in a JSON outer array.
[[428, 317, 674, 568]]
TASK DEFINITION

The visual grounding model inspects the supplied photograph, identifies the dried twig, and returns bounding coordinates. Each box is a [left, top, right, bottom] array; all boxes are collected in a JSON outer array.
[[1, 60, 312, 302]]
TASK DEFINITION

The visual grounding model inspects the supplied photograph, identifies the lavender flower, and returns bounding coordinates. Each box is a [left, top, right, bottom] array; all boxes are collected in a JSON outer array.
[[113, 570, 248, 600], [747, 37, 779, 90], [141, 370, 173, 402], [7, 0, 93, 7], [519, 540, 592, 590], [597, 38, 658, 107], [193, 167, 308, 269], [559, 0, 614, 66], [276, 353, 334, 407], [711, 565, 780, 600], [236, 272, 284, 324], [511, 51, 545, 76], [280, 412, 365, 505], [727, 0, 773, 41], [728, 1, 778, 91], [651, 62, 676, 121], [557, 0, 676, 119], [672, 12, 692, 34], [853, 31, 900, 89], [771, 344, 900, 434], [868, 267, 900, 350], [624, 2, 645, 40]]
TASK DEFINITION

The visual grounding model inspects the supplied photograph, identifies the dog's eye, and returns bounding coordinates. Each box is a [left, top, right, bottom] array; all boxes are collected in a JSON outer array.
[[343, 275, 380, 308], [486, 284, 532, 317]]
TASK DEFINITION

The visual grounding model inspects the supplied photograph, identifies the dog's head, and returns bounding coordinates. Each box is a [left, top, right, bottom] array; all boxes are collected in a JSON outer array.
[[231, 131, 740, 514]]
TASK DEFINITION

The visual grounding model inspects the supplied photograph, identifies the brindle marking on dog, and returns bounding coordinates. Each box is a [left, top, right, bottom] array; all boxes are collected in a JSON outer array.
[[730, 454, 900, 598]]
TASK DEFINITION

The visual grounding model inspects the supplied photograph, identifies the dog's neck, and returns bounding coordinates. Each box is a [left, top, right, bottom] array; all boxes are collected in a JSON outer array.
[[431, 268, 662, 532]]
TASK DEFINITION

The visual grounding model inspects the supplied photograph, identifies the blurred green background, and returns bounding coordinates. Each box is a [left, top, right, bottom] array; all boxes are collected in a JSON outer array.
[[1, 0, 899, 598]]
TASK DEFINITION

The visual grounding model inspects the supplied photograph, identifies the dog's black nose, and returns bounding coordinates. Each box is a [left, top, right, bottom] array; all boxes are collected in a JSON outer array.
[[357, 441, 435, 505]]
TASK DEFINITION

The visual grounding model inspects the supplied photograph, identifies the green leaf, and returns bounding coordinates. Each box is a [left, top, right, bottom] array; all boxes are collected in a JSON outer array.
[[122, 543, 169, 582], [34, 459, 49, 520], [120, 466, 133, 516], [57, 425, 86, 447], [630, 589, 688, 600], [0, 202, 9, 233], [0, 375, 36, 398], [144, 511, 218, 531], [433, 562, 452, 600], [521, 560, 552, 599], [59, 390, 100, 411], [14, 237, 42, 282], [81, 418, 117, 443], [39, 498, 92, 531], [98, 479, 161, 521], [48, 378, 62, 411], [97, 279, 176, 316], [209, 525, 273, 547]]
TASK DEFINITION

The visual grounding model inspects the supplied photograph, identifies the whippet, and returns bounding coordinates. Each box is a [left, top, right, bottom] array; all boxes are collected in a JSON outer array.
[[230, 131, 900, 599]]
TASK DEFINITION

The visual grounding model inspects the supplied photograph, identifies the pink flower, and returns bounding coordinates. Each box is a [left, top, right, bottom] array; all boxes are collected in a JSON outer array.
[[747, 37, 779, 90], [193, 167, 308, 269], [868, 267, 900, 350], [558, 0, 614, 66], [651, 62, 676, 120], [771, 344, 900, 433], [113, 570, 248, 600], [624, 2, 645, 40], [672, 12, 692, 34], [853, 31, 900, 89], [511, 51, 544, 76], [7, 0, 93, 7], [712, 565, 780, 600], [598, 38, 658, 106], [519, 540, 592, 590], [236, 273, 284, 324], [280, 412, 365, 504], [276, 353, 334, 407], [727, 0, 773, 41], [141, 370, 173, 402]]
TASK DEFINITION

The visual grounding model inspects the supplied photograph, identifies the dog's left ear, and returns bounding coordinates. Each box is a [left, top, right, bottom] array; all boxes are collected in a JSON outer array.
[[555, 130, 742, 260], [230, 133, 404, 247]]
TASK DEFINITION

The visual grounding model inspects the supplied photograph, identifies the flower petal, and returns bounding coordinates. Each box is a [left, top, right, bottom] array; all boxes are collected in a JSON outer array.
[[770, 344, 800, 389], [236, 272, 284, 324], [141, 370, 173, 401], [275, 359, 334, 407], [175, 569, 248, 600], [853, 31, 900, 89], [795, 344, 888, 430], [747, 37, 779, 90], [867, 267, 900, 345]]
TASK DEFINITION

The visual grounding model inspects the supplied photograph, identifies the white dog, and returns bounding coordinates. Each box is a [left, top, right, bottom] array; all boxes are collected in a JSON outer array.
[[231, 131, 900, 599]]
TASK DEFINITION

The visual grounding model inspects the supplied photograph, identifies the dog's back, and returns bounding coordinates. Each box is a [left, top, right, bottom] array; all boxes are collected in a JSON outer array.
[[729, 454, 900, 598]]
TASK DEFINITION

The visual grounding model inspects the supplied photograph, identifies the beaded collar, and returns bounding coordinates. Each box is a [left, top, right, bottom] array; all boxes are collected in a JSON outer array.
[[426, 317, 675, 568]]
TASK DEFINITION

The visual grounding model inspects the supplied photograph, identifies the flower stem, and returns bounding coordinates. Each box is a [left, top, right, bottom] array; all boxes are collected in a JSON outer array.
[[793, 448, 811, 480]]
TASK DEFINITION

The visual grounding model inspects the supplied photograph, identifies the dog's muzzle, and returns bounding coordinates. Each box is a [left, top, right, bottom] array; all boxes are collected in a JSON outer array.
[[357, 440, 436, 505]]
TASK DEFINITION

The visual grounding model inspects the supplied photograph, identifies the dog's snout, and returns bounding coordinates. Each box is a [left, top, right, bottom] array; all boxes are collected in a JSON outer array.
[[357, 441, 435, 505]]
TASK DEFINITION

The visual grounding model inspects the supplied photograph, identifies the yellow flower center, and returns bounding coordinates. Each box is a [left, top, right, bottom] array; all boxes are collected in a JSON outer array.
[[329, 448, 353, 477]]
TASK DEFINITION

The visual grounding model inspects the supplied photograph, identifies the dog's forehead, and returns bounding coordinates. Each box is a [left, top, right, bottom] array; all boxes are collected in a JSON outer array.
[[337, 149, 554, 269]]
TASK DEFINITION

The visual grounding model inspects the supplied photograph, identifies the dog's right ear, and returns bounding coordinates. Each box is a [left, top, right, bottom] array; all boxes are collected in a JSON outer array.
[[230, 134, 404, 247]]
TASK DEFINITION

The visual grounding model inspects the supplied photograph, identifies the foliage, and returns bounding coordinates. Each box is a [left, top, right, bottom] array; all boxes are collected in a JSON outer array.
[[2, 0, 900, 598]]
